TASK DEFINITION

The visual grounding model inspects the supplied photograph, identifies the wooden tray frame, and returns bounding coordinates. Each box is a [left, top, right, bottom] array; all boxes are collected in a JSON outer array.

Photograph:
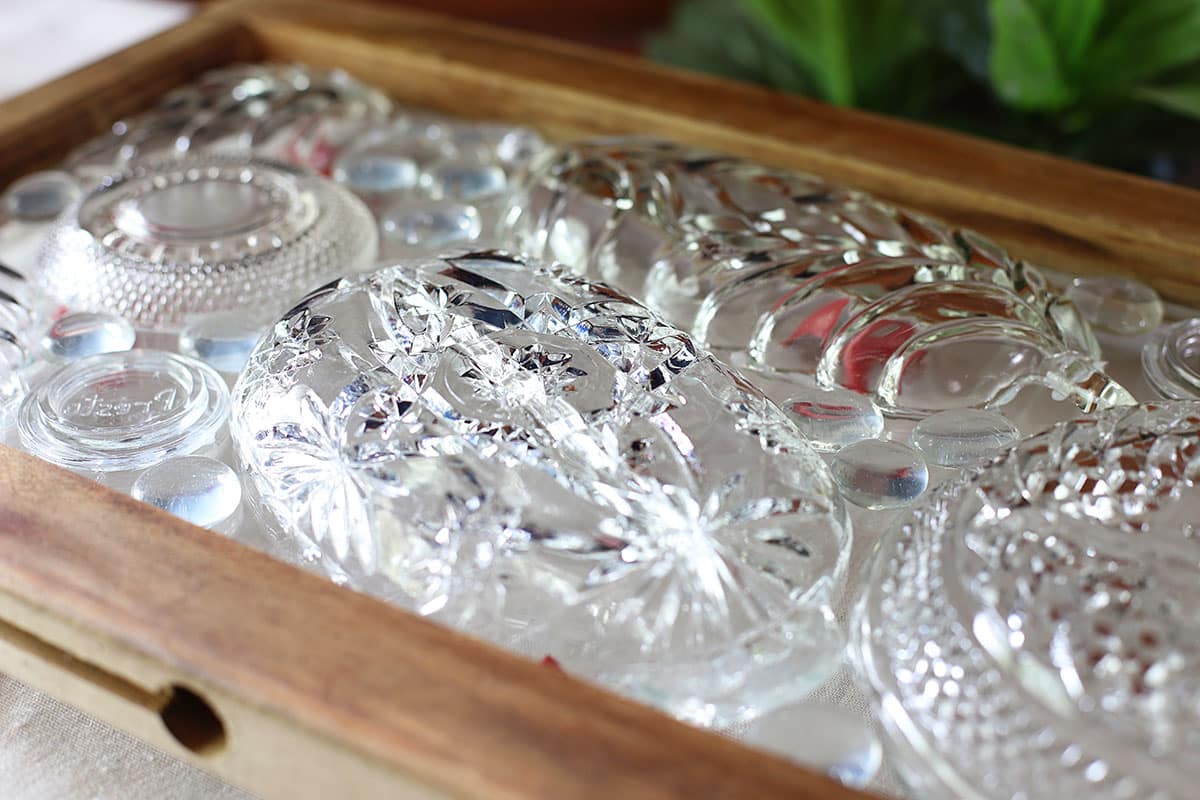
[[0, 2, 1197, 798]]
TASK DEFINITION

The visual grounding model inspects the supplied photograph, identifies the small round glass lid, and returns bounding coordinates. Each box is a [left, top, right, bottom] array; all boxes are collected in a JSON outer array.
[[37, 154, 378, 330], [18, 349, 229, 472], [854, 402, 1200, 800]]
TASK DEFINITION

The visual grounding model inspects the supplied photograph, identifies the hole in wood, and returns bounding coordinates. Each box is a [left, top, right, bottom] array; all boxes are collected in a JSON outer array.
[[160, 684, 227, 755]]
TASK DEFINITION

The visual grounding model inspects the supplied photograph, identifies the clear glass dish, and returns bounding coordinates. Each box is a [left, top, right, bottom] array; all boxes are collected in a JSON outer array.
[[231, 250, 851, 726], [504, 138, 1132, 420], [37, 154, 378, 330], [853, 401, 1200, 800]]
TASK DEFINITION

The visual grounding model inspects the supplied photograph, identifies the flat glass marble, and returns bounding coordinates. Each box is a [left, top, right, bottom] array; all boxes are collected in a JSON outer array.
[[909, 408, 1019, 467], [332, 139, 425, 195], [1066, 275, 1164, 336], [42, 311, 136, 361], [855, 402, 1200, 800], [131, 455, 242, 531], [783, 386, 883, 452], [419, 157, 508, 202], [831, 439, 928, 510], [38, 154, 377, 330], [1142, 317, 1200, 399], [18, 350, 229, 473], [741, 703, 883, 789], [179, 310, 267, 375], [379, 197, 481, 250], [232, 251, 850, 726], [441, 122, 545, 165], [3, 171, 80, 221]]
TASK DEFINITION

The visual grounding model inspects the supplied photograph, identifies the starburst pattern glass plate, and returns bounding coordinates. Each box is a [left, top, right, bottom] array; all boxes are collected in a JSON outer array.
[[37, 154, 377, 330], [503, 138, 1131, 418], [232, 250, 850, 725], [853, 402, 1200, 800]]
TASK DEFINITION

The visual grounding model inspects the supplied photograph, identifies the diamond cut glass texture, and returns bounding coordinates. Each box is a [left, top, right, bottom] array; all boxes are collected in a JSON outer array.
[[853, 402, 1200, 800], [232, 251, 850, 724], [503, 138, 1131, 418]]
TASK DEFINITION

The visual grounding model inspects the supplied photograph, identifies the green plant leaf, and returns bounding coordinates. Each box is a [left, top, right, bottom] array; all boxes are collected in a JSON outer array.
[[988, 0, 1076, 110], [1088, 0, 1200, 90], [1046, 0, 1105, 75], [908, 0, 992, 79], [647, 0, 818, 94], [1135, 83, 1200, 119], [745, 0, 928, 107], [747, 0, 853, 104]]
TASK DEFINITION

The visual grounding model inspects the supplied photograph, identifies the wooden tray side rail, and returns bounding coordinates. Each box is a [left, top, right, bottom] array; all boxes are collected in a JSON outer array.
[[0, 448, 868, 800]]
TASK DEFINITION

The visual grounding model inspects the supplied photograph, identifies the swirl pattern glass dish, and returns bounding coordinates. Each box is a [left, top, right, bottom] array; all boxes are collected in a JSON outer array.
[[37, 154, 377, 330], [503, 138, 1131, 418], [232, 250, 850, 725], [62, 64, 392, 178], [853, 402, 1200, 800]]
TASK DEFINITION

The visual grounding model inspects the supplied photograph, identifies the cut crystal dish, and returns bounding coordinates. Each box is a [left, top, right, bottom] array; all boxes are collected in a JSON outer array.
[[63, 64, 392, 179], [853, 402, 1200, 800], [1143, 317, 1200, 400], [503, 138, 1132, 418], [37, 154, 377, 330], [232, 250, 850, 725]]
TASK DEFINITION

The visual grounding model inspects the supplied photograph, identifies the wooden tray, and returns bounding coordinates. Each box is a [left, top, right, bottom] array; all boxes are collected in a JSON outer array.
[[0, 2, 1197, 798]]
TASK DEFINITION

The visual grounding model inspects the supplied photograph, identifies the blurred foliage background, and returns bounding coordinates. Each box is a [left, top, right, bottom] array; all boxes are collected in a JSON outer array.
[[648, 0, 1200, 185]]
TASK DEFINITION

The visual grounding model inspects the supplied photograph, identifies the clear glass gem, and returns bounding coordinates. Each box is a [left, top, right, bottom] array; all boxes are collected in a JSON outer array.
[[1143, 317, 1200, 400], [130, 455, 241, 531], [741, 702, 882, 789], [831, 439, 928, 510], [443, 122, 545, 165], [18, 350, 229, 472], [42, 311, 136, 361], [909, 408, 1019, 467], [420, 157, 508, 201], [333, 147, 421, 195], [782, 386, 883, 452], [179, 310, 267, 374], [1066, 276, 1163, 336], [855, 402, 1200, 800], [379, 197, 481, 249], [232, 251, 850, 726], [3, 170, 80, 221]]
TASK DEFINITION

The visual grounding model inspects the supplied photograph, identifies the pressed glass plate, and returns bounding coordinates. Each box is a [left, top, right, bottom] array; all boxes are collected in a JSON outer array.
[[853, 402, 1200, 800], [37, 154, 378, 330]]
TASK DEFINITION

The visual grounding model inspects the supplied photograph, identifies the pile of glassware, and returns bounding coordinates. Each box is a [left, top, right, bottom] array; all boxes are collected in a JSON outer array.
[[1, 62, 1197, 799]]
